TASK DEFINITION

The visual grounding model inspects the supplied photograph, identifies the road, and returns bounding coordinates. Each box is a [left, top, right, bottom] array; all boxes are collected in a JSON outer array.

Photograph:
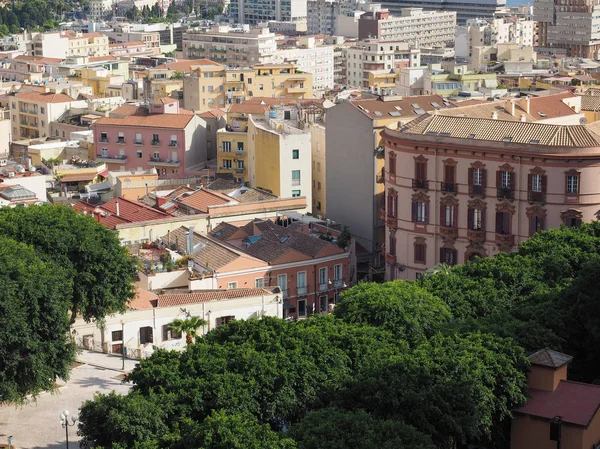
[[0, 361, 132, 449]]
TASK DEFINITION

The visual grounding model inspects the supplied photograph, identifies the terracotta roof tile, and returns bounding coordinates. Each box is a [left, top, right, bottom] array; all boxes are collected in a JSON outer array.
[[528, 92, 578, 119], [14, 91, 74, 104], [580, 95, 600, 111], [94, 113, 194, 129], [176, 188, 234, 213], [155, 288, 277, 307], [101, 197, 171, 222], [155, 59, 223, 72], [128, 287, 158, 310], [350, 94, 453, 120], [198, 108, 227, 118]]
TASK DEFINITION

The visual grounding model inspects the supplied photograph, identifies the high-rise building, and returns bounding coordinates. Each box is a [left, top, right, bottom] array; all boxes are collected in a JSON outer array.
[[229, 0, 307, 25], [534, 0, 600, 58], [379, 0, 506, 25]]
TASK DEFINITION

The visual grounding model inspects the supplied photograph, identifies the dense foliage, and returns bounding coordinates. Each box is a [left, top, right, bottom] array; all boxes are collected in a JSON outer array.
[[78, 223, 600, 448], [0, 0, 71, 34], [0, 204, 136, 403]]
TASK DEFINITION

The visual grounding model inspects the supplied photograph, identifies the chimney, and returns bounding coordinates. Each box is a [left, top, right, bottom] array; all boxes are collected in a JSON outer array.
[[519, 95, 531, 115], [521, 114, 526, 122], [527, 349, 572, 392], [115, 200, 120, 217], [492, 111, 498, 120], [186, 225, 195, 254], [145, 182, 149, 197]]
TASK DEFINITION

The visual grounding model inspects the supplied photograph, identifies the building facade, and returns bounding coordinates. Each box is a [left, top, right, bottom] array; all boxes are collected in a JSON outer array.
[[229, 0, 307, 25], [358, 8, 457, 47], [183, 26, 277, 67], [382, 114, 600, 280], [379, 0, 506, 25]]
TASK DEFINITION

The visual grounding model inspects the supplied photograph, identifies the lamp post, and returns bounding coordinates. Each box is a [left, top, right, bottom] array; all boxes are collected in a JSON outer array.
[[60, 409, 78, 449], [120, 320, 125, 370]]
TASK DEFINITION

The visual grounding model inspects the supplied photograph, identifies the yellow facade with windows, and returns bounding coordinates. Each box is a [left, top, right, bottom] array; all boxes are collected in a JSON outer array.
[[217, 112, 249, 183]]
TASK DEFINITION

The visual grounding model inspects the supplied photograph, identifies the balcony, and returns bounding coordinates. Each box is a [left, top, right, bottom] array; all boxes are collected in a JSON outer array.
[[151, 139, 160, 146], [116, 138, 125, 144], [467, 229, 485, 243], [287, 85, 308, 93], [528, 191, 546, 203], [333, 279, 343, 289], [497, 187, 514, 200], [148, 157, 181, 167], [134, 140, 143, 145], [439, 225, 458, 240], [440, 182, 458, 194], [221, 165, 233, 171], [236, 150, 244, 157], [280, 289, 288, 299], [168, 141, 179, 147], [297, 286, 308, 296], [376, 172, 385, 184], [96, 154, 127, 164], [292, 179, 301, 186], [412, 179, 429, 190], [386, 216, 397, 229], [495, 233, 515, 247], [235, 168, 244, 174], [319, 283, 328, 292], [19, 108, 37, 115], [469, 184, 485, 197]]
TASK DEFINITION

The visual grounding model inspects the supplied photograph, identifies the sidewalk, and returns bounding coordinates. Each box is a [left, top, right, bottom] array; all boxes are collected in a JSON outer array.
[[76, 348, 140, 372]]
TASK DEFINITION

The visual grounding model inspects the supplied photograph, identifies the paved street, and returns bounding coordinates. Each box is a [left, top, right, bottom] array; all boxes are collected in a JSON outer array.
[[0, 355, 134, 449]]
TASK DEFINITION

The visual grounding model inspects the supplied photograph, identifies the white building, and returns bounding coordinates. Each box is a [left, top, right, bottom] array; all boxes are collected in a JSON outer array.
[[28, 33, 69, 59], [183, 26, 277, 67], [229, 0, 307, 25], [89, 0, 115, 22], [455, 17, 535, 60], [71, 287, 283, 358], [274, 37, 335, 91], [9, 91, 87, 140], [343, 40, 421, 88]]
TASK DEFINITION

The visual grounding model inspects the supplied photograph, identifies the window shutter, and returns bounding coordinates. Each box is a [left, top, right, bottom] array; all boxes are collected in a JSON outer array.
[[411, 202, 417, 222], [445, 165, 455, 184], [482, 169, 487, 187], [529, 216, 536, 237], [453, 205, 457, 227], [392, 197, 397, 218], [504, 212, 511, 234], [509, 171, 515, 190], [440, 203, 445, 226], [468, 168, 473, 186], [527, 174, 532, 192], [540, 217, 545, 232], [439, 247, 444, 264], [162, 325, 169, 341], [424, 203, 429, 224], [467, 208, 474, 230], [541, 175, 547, 193], [564, 175, 569, 194], [496, 170, 502, 189], [496, 211, 502, 233], [481, 210, 486, 231]]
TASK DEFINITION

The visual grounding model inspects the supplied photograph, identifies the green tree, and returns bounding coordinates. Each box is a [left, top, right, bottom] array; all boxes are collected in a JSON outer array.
[[167, 316, 207, 344], [0, 236, 74, 404], [0, 204, 137, 323]]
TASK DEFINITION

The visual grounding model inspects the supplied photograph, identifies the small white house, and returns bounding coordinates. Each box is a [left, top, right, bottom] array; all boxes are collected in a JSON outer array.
[[71, 286, 283, 359]]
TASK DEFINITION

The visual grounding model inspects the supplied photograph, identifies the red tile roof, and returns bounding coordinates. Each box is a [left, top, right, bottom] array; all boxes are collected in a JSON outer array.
[[177, 188, 234, 213], [109, 104, 148, 117], [155, 288, 276, 307], [155, 59, 223, 72], [72, 201, 130, 228], [102, 197, 171, 222], [94, 112, 194, 129], [14, 91, 75, 103], [350, 94, 453, 120], [516, 381, 600, 427], [198, 108, 227, 118], [528, 92, 578, 119], [128, 287, 158, 310]]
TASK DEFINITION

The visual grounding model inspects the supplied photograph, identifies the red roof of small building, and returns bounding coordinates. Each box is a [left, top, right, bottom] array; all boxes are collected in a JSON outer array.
[[176, 188, 233, 213], [516, 380, 600, 427], [14, 91, 74, 103], [94, 113, 194, 129], [102, 197, 171, 222], [155, 288, 276, 307]]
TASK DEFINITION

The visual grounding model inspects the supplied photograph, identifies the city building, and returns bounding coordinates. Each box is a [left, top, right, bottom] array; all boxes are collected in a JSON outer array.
[[28, 32, 69, 59], [421, 64, 498, 97], [342, 40, 420, 89], [273, 37, 335, 91], [511, 349, 600, 449], [534, 0, 600, 58], [183, 26, 277, 67], [64, 31, 110, 58], [198, 108, 227, 160], [358, 8, 456, 48], [9, 91, 87, 140], [103, 28, 161, 55], [379, 0, 506, 25], [92, 100, 207, 173], [229, 0, 307, 25], [307, 0, 365, 35], [183, 63, 313, 112], [382, 113, 600, 280], [89, 0, 115, 22], [71, 287, 283, 358], [325, 95, 453, 265]]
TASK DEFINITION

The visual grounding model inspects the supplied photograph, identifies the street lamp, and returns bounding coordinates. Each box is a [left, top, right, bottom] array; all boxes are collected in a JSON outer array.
[[60, 409, 78, 449], [120, 320, 125, 370]]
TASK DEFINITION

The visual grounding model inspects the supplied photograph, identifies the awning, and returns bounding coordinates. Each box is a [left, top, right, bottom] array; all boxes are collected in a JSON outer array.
[[86, 181, 111, 192]]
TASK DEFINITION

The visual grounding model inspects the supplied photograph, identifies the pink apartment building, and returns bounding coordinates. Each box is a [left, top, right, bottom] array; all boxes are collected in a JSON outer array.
[[92, 98, 207, 174]]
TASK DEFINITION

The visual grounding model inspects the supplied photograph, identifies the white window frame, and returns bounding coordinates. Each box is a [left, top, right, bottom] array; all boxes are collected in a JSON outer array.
[[567, 175, 579, 194], [501, 171, 511, 189], [319, 267, 327, 291], [222, 141, 231, 152], [255, 278, 264, 288], [297, 270, 307, 295], [227, 281, 238, 289], [277, 274, 287, 297], [473, 167, 483, 186], [416, 202, 427, 223], [532, 174, 542, 192]]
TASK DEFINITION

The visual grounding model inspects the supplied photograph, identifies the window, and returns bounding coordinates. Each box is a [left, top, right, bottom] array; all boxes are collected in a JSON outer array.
[[237, 160, 244, 169], [389, 233, 396, 256], [496, 211, 511, 235], [255, 277, 264, 288], [237, 142, 244, 152], [217, 316, 235, 326], [169, 135, 178, 146], [292, 149, 299, 159], [100, 132, 108, 142], [389, 153, 396, 176], [117, 132, 125, 143], [111, 330, 123, 341], [387, 189, 398, 218], [152, 133, 159, 144], [292, 170, 301, 185], [413, 157, 428, 189], [440, 248, 457, 266], [319, 267, 327, 291], [414, 240, 426, 264], [40, 106, 45, 114], [292, 190, 301, 197], [135, 133, 142, 144], [227, 281, 238, 289], [529, 215, 544, 236], [284, 110, 291, 120], [501, 171, 511, 189], [139, 326, 153, 344], [222, 141, 231, 152], [136, 150, 142, 158], [277, 274, 288, 297], [317, 162, 321, 172], [319, 296, 328, 312], [259, 84, 264, 90], [473, 168, 483, 186], [566, 174, 579, 194], [411, 202, 428, 223], [468, 208, 484, 230], [531, 174, 542, 192], [162, 325, 181, 341], [497, 169, 513, 199], [443, 163, 456, 189], [223, 159, 232, 169], [441, 204, 456, 227], [298, 299, 307, 317], [297, 271, 307, 295]]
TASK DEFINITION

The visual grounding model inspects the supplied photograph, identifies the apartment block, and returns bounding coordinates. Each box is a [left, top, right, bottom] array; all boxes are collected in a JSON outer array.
[[230, 0, 307, 25], [28, 33, 69, 59], [92, 100, 207, 174], [307, 0, 361, 35], [64, 32, 110, 58], [9, 91, 87, 140], [343, 40, 420, 89], [89, 0, 115, 21], [379, 0, 505, 25], [535, 0, 600, 58], [183, 26, 277, 67], [274, 37, 334, 91], [103, 28, 161, 55], [183, 63, 313, 112], [383, 114, 600, 280]]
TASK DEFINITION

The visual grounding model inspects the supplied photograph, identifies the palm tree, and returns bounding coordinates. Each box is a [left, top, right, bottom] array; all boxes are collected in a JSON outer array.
[[167, 316, 207, 345]]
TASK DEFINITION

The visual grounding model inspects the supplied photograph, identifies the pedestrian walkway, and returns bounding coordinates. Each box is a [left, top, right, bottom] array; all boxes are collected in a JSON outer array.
[[76, 349, 139, 372]]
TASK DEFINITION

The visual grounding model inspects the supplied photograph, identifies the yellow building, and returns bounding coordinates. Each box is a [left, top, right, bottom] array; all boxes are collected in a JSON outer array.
[[184, 63, 313, 112], [368, 70, 398, 92], [74, 62, 130, 97], [216, 104, 252, 183]]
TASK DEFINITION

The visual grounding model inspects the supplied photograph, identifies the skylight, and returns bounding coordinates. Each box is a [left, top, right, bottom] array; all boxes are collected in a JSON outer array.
[[389, 111, 401, 117], [503, 137, 513, 142]]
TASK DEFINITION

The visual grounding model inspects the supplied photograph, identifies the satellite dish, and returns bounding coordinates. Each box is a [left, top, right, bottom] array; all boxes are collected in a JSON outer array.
[[580, 117, 588, 125]]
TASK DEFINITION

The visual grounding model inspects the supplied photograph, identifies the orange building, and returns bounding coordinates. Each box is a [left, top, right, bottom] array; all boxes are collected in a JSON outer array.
[[512, 349, 600, 449]]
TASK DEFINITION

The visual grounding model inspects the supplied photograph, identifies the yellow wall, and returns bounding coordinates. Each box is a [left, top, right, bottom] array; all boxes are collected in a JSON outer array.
[[251, 120, 281, 195]]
